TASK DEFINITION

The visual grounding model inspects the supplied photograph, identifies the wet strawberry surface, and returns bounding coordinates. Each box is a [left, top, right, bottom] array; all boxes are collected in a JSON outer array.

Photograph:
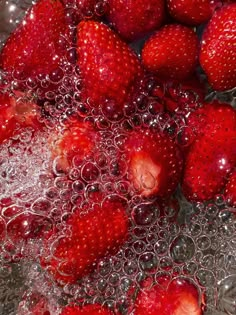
[[0, 1, 235, 315]]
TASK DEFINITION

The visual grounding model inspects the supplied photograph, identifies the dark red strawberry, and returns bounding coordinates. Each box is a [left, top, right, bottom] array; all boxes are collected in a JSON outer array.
[[142, 24, 198, 80], [167, 0, 214, 26], [199, 3, 236, 91], [41, 195, 129, 284], [0, 0, 68, 80], [186, 100, 236, 139], [6, 212, 53, 243], [60, 304, 118, 315], [122, 128, 183, 198], [106, 0, 165, 41], [0, 90, 44, 144], [225, 169, 236, 207], [150, 76, 205, 114], [134, 276, 203, 315], [182, 129, 236, 201], [76, 20, 144, 119], [62, 0, 104, 19]]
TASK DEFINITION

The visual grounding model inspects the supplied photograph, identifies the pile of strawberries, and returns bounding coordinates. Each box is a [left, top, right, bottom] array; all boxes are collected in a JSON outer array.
[[0, 0, 235, 314]]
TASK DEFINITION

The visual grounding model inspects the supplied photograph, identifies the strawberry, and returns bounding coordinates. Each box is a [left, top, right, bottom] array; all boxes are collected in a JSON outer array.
[[60, 304, 118, 315], [0, 0, 68, 80], [134, 276, 203, 315], [6, 212, 53, 243], [76, 20, 144, 119], [199, 3, 236, 91], [150, 76, 205, 114], [186, 100, 236, 139], [41, 195, 129, 284], [166, 0, 214, 26], [182, 129, 236, 201], [142, 24, 198, 80], [105, 0, 165, 41], [225, 169, 236, 207], [49, 117, 99, 172], [122, 128, 183, 198], [0, 90, 44, 144]]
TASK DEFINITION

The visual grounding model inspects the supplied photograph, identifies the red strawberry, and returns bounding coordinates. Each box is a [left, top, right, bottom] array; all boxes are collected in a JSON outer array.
[[199, 3, 236, 91], [0, 91, 43, 144], [76, 20, 144, 119], [41, 195, 129, 284], [49, 117, 99, 172], [167, 0, 214, 26], [0, 0, 68, 79], [142, 24, 198, 80], [60, 304, 118, 315], [134, 276, 203, 315], [105, 0, 165, 41], [186, 100, 236, 139], [225, 169, 236, 207], [122, 128, 183, 198], [182, 129, 236, 201]]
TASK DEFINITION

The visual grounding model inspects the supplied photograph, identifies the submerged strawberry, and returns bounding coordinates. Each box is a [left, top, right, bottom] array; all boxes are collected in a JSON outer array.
[[122, 128, 183, 198], [134, 276, 203, 315], [41, 195, 129, 284], [60, 304, 118, 315], [142, 24, 198, 80], [0, 91, 43, 144], [199, 3, 236, 91], [49, 117, 99, 172], [0, 0, 68, 79], [225, 170, 236, 207], [77, 20, 144, 119], [182, 129, 236, 201], [106, 0, 165, 41]]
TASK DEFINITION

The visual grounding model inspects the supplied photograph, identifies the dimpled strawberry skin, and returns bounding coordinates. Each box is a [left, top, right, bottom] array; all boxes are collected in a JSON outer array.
[[106, 0, 165, 41], [142, 24, 198, 80], [77, 20, 144, 115], [167, 0, 213, 26], [0, 0, 68, 78], [199, 3, 236, 91]]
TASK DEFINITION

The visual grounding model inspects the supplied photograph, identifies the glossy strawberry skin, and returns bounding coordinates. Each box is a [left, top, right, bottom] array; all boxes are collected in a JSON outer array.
[[142, 24, 198, 80], [0, 0, 68, 79], [60, 304, 117, 315], [182, 130, 236, 202], [167, 0, 213, 26], [199, 3, 236, 91], [134, 276, 203, 315], [123, 128, 183, 198], [77, 20, 144, 119], [41, 196, 129, 284], [225, 170, 236, 207], [106, 0, 165, 41], [186, 101, 236, 140]]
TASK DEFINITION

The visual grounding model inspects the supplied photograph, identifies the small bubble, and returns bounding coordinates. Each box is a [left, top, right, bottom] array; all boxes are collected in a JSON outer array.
[[197, 236, 211, 251], [196, 269, 215, 287], [138, 252, 158, 273], [154, 240, 168, 256], [170, 234, 195, 263], [132, 202, 159, 226]]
